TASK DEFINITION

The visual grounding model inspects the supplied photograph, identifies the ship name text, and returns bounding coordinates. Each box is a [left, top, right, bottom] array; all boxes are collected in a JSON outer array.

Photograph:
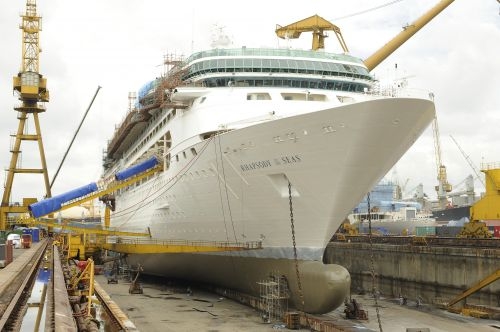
[[240, 155, 301, 172]]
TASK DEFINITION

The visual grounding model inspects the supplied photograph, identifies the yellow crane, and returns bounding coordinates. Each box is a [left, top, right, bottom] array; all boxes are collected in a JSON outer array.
[[364, 0, 455, 71], [432, 115, 452, 209], [1, 0, 51, 230], [274, 1, 455, 72], [275, 14, 349, 52], [447, 269, 500, 318], [459, 163, 500, 238], [450, 135, 485, 188], [470, 164, 500, 222]]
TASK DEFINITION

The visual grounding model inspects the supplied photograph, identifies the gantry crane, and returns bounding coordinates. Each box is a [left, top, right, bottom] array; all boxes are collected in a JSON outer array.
[[432, 115, 452, 209], [275, 14, 349, 52], [1, 0, 51, 231]]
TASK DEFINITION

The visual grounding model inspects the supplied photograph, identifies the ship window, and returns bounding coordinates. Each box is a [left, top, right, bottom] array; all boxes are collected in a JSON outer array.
[[308, 94, 326, 101], [175, 155, 179, 162], [165, 131, 172, 149], [337, 96, 354, 103], [200, 131, 217, 140], [243, 59, 252, 68], [191, 148, 197, 156], [199, 96, 206, 104], [281, 93, 306, 101], [247, 93, 271, 100], [235, 80, 250, 87]]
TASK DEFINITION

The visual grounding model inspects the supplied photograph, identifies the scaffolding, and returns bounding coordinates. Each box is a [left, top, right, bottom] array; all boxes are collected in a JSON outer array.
[[258, 272, 290, 323]]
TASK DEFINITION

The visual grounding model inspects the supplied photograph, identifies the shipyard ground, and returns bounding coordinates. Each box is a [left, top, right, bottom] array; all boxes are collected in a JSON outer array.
[[95, 273, 500, 332]]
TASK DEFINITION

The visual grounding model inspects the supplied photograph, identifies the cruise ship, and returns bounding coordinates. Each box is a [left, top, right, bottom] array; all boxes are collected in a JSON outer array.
[[94, 8, 447, 311], [100, 45, 435, 313]]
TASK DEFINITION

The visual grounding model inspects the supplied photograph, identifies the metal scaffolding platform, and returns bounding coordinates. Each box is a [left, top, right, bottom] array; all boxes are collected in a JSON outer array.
[[101, 238, 263, 254]]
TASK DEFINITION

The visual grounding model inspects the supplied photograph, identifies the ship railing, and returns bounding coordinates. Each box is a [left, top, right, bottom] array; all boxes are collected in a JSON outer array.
[[369, 82, 433, 100], [107, 236, 263, 250], [184, 48, 362, 65], [480, 161, 500, 171]]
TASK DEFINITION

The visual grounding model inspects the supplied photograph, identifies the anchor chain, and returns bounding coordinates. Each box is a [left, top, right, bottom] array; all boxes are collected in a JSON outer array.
[[288, 181, 305, 310], [367, 192, 383, 332]]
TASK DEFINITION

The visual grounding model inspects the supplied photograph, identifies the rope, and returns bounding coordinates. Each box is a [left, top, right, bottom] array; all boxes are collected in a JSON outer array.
[[214, 134, 240, 277], [214, 136, 230, 242], [332, 0, 406, 21], [110, 136, 214, 219], [367, 192, 383, 332]]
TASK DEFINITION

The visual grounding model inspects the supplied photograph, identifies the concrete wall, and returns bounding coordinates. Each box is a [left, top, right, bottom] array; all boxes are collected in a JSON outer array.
[[324, 242, 500, 307]]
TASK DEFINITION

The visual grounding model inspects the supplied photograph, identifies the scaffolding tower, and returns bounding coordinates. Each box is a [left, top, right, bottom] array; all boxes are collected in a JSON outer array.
[[258, 272, 290, 323]]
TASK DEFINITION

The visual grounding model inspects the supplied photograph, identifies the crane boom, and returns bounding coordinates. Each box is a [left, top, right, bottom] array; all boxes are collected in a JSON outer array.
[[449, 135, 485, 187], [364, 0, 455, 71], [275, 14, 349, 52]]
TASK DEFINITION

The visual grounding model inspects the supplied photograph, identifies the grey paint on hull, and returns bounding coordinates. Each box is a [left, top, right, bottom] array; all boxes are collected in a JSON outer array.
[[126, 253, 351, 314]]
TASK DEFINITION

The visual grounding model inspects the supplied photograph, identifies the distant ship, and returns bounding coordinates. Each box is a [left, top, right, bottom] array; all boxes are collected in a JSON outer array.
[[100, 16, 440, 313], [432, 205, 470, 223], [431, 174, 476, 224], [347, 182, 437, 235], [348, 207, 437, 235]]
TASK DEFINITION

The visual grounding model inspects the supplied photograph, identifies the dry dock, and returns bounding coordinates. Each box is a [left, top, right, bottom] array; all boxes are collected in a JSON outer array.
[[94, 271, 500, 332], [1, 237, 499, 331], [325, 236, 500, 309]]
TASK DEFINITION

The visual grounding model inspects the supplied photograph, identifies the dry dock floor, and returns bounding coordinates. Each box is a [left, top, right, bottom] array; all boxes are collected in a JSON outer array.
[[329, 294, 500, 332], [94, 274, 283, 332], [95, 274, 500, 332]]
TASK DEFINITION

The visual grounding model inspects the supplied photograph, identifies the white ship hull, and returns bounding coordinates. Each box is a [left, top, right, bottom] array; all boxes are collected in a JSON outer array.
[[112, 96, 434, 256], [108, 91, 435, 312]]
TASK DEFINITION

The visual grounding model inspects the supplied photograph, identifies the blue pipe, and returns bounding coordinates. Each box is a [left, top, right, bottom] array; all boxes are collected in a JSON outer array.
[[115, 156, 158, 181], [29, 182, 98, 218]]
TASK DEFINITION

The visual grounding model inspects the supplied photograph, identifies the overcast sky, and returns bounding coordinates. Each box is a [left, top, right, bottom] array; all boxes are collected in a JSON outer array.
[[0, 0, 499, 204]]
